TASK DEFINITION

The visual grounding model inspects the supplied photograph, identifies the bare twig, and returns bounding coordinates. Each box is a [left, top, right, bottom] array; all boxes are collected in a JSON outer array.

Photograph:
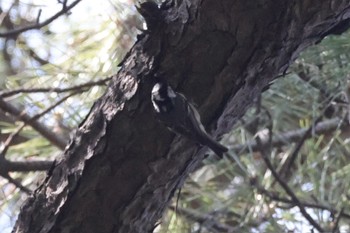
[[0, 124, 25, 159], [0, 124, 53, 193], [32, 91, 79, 121], [3, 173, 31, 194], [0, 83, 97, 193], [0, 92, 76, 156], [256, 185, 350, 220], [0, 0, 82, 38], [0, 98, 65, 149], [256, 136, 324, 232], [7, 160, 53, 172], [281, 115, 323, 178], [254, 112, 324, 231], [332, 208, 344, 233], [169, 206, 237, 233], [296, 66, 347, 105], [36, 9, 42, 24], [0, 77, 112, 98], [0, 93, 71, 193], [0, 91, 79, 150], [59, 0, 69, 10], [27, 47, 49, 65], [232, 117, 347, 155]]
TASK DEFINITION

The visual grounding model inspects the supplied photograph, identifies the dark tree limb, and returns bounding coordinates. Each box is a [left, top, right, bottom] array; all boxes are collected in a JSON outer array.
[[6, 160, 53, 172], [0, 77, 111, 98], [12, 1, 350, 233]]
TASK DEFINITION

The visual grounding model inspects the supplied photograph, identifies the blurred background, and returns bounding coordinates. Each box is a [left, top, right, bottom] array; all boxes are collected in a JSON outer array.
[[0, 0, 349, 232]]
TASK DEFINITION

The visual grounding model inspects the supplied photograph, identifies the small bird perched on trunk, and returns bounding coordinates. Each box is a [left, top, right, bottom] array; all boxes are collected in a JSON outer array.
[[151, 81, 228, 157]]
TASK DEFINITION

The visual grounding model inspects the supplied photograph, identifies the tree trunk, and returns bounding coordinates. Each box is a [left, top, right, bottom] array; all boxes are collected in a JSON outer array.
[[13, 0, 350, 232]]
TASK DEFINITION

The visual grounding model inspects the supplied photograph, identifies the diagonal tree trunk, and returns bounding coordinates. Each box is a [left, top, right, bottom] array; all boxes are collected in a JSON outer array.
[[13, 0, 350, 232]]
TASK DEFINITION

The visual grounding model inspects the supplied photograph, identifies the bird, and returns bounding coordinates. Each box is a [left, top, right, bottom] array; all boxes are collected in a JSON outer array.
[[151, 81, 228, 157]]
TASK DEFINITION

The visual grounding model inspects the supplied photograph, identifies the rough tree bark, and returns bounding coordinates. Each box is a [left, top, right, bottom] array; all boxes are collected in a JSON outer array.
[[12, 0, 350, 232]]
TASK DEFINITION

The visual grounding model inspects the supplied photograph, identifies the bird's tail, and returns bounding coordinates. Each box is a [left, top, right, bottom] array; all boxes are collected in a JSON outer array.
[[200, 135, 228, 158]]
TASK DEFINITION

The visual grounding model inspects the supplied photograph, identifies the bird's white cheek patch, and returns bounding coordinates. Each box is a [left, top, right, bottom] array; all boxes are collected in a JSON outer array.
[[152, 101, 161, 112], [152, 83, 161, 93]]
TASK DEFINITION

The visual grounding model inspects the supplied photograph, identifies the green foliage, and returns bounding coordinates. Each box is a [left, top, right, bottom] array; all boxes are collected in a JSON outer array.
[[157, 33, 350, 232]]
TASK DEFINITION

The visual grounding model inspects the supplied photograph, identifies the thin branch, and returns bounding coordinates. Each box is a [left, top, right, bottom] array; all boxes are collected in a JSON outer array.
[[0, 125, 53, 192], [0, 92, 79, 150], [0, 98, 65, 149], [232, 117, 347, 155], [0, 76, 112, 98], [332, 208, 344, 233], [0, 0, 82, 38], [59, 0, 69, 10], [281, 115, 323, 178], [27, 47, 49, 65], [256, 185, 350, 220], [295, 65, 347, 105], [0, 123, 25, 159], [3, 173, 31, 194], [0, 93, 72, 192], [169, 206, 237, 233], [36, 9, 42, 24], [7, 160, 53, 172], [256, 136, 324, 232], [0, 90, 86, 195], [31, 91, 79, 121]]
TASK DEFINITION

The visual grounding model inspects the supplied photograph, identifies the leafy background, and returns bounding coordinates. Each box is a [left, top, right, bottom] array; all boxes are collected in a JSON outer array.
[[0, 0, 349, 232]]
